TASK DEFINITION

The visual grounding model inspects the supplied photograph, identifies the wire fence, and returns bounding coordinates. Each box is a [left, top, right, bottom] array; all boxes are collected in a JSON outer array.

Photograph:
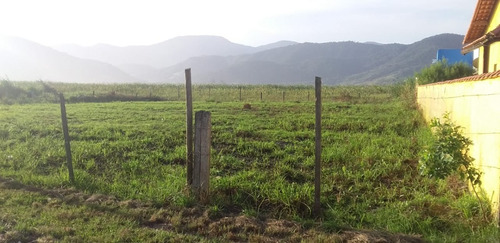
[[1, 81, 397, 104], [57, 84, 394, 103]]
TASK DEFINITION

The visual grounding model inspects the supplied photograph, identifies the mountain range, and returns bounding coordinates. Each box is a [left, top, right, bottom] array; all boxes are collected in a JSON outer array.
[[0, 36, 138, 83], [0, 34, 465, 85]]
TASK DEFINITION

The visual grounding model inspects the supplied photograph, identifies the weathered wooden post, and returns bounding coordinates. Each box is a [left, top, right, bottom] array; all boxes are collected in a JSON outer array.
[[314, 77, 322, 216], [239, 87, 242, 101], [194, 111, 211, 203], [59, 93, 75, 184], [283, 91, 285, 102], [260, 92, 263, 102], [185, 69, 194, 186]]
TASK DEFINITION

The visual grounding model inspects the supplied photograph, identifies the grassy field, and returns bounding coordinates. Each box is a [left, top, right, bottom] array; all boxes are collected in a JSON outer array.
[[0, 81, 499, 242], [1, 80, 388, 103]]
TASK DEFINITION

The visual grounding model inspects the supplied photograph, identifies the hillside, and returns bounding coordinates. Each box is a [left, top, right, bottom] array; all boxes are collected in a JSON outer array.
[[56, 36, 251, 68], [158, 34, 465, 85], [2, 34, 465, 84], [54, 36, 298, 82], [0, 36, 138, 83], [345, 33, 465, 84]]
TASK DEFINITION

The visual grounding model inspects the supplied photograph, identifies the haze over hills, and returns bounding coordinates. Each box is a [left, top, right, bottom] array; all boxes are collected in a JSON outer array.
[[55, 36, 298, 69], [0, 35, 138, 83], [154, 33, 465, 85], [346, 34, 465, 84], [1, 34, 465, 84]]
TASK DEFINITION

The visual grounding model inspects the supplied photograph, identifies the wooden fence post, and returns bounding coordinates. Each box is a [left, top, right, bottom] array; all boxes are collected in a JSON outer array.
[[194, 111, 211, 203], [314, 77, 322, 216], [260, 92, 263, 102], [239, 87, 242, 101], [283, 91, 285, 102], [185, 69, 194, 186], [59, 93, 75, 184]]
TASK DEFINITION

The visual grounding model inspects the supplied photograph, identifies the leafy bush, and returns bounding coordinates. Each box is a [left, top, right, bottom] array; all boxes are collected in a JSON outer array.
[[0, 80, 27, 104], [419, 114, 480, 185], [391, 77, 417, 108], [416, 60, 474, 85], [392, 60, 474, 108], [419, 114, 490, 221], [0, 80, 58, 104]]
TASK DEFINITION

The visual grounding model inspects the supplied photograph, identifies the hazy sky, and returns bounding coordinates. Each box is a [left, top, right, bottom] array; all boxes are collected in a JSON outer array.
[[0, 0, 477, 47]]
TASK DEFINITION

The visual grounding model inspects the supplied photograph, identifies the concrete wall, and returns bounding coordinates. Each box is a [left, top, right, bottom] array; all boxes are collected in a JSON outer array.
[[417, 78, 500, 219]]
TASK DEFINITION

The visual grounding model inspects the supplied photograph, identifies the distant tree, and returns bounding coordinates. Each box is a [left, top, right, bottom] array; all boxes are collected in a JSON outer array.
[[0, 80, 26, 99], [392, 59, 474, 108], [416, 60, 474, 85]]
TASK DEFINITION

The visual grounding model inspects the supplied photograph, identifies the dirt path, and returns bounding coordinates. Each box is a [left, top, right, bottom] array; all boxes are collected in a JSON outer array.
[[0, 176, 424, 242]]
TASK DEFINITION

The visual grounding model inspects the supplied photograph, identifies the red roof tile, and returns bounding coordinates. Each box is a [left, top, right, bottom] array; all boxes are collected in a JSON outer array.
[[420, 70, 500, 86], [462, 24, 500, 53], [463, 0, 499, 46]]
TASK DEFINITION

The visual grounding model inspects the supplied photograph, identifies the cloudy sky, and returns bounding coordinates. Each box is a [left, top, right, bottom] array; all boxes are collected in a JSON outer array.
[[0, 0, 477, 47]]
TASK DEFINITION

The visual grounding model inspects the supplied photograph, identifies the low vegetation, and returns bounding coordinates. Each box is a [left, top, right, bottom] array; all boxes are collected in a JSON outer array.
[[0, 81, 498, 242], [420, 115, 481, 185], [390, 60, 475, 110], [415, 60, 475, 85]]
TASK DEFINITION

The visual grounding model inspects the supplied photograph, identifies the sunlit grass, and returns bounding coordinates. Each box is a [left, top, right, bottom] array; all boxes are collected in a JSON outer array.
[[0, 82, 498, 241]]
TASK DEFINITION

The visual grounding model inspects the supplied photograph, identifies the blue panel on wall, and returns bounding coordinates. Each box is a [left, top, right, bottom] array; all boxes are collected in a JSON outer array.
[[436, 49, 473, 66]]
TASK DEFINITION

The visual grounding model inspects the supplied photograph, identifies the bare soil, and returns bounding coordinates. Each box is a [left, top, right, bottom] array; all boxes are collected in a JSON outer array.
[[0, 176, 425, 242]]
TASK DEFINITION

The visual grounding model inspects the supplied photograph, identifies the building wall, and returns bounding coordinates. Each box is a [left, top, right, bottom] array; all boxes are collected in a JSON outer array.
[[480, 2, 500, 74], [479, 46, 486, 74], [417, 78, 500, 220], [436, 49, 473, 66], [488, 42, 500, 72], [487, 2, 500, 32]]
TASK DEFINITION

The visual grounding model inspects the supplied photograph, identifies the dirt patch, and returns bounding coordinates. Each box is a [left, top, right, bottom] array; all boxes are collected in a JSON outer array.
[[119, 199, 145, 208], [209, 215, 264, 237], [340, 230, 424, 243], [445, 175, 469, 198], [265, 219, 301, 237], [0, 230, 41, 243], [63, 192, 88, 204], [0, 176, 425, 242], [85, 193, 118, 205]]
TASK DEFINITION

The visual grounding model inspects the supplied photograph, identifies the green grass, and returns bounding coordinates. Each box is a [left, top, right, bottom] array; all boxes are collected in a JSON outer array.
[[0, 178, 214, 242], [0, 82, 499, 242], [1, 80, 393, 103]]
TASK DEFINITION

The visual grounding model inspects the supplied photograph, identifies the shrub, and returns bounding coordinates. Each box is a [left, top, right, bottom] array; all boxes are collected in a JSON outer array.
[[0, 80, 25, 97], [419, 115, 489, 221], [419, 114, 480, 185], [0, 80, 59, 104], [0, 80, 27, 104], [416, 60, 474, 85], [392, 60, 474, 108]]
